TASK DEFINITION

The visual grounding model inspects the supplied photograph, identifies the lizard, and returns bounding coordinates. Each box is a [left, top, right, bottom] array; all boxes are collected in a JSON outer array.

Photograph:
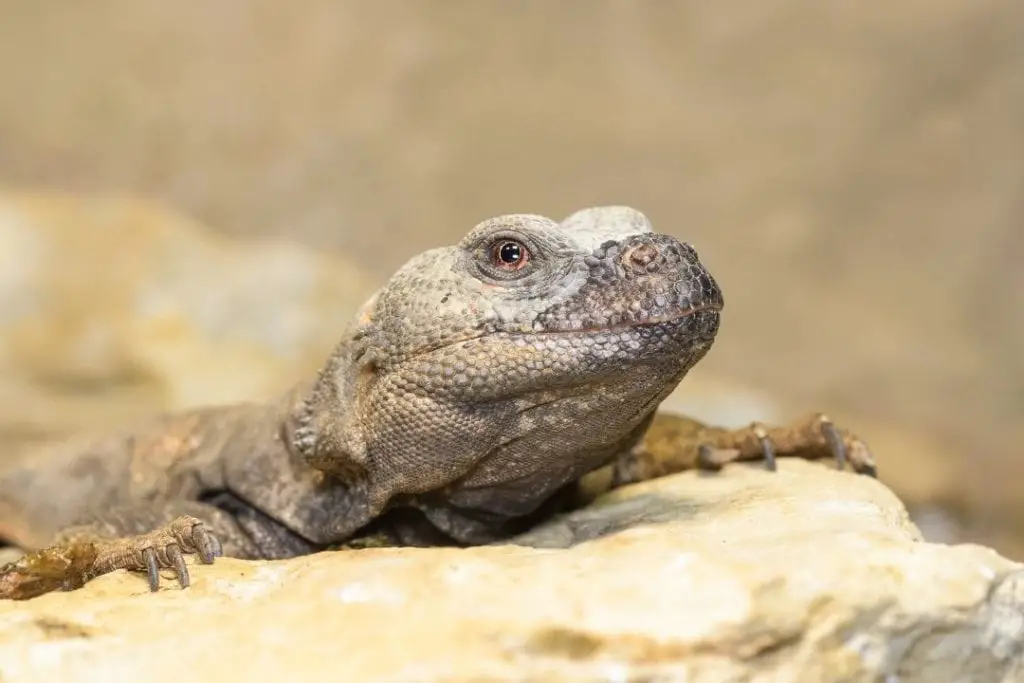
[[0, 205, 875, 600]]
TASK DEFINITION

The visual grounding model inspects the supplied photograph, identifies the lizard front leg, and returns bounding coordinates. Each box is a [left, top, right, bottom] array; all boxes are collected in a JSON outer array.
[[0, 501, 253, 600], [610, 411, 878, 489]]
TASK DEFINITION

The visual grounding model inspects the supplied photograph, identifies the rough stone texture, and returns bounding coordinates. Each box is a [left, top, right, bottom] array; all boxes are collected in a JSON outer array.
[[0, 190, 375, 450], [661, 373, 973, 547], [0, 461, 1020, 682]]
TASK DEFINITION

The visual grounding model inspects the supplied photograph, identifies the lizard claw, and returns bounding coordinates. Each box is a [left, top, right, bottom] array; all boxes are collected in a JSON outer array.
[[696, 443, 722, 472], [812, 413, 877, 477], [818, 415, 848, 471], [141, 547, 161, 591], [193, 522, 222, 563], [163, 544, 188, 589], [752, 422, 776, 472], [94, 515, 221, 592]]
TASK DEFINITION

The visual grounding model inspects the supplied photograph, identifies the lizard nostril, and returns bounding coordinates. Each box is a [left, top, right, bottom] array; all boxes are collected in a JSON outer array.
[[622, 243, 659, 270]]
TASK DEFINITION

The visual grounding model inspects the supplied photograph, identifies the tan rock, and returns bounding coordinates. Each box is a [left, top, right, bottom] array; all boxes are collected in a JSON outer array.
[[0, 460, 1019, 682], [0, 190, 376, 449], [660, 372, 981, 554]]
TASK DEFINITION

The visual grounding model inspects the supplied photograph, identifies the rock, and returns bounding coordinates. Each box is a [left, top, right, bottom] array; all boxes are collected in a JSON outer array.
[[659, 374, 985, 554], [0, 460, 1020, 682], [0, 190, 377, 451]]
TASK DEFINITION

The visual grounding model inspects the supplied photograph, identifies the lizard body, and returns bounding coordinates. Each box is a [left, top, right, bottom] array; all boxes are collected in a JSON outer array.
[[0, 206, 873, 599]]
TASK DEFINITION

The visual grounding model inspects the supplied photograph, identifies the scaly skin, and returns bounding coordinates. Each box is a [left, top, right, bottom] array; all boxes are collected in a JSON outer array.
[[0, 206, 874, 600]]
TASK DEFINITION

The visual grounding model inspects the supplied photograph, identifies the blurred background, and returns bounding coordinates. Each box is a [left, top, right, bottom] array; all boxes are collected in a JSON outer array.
[[0, 2, 1021, 557]]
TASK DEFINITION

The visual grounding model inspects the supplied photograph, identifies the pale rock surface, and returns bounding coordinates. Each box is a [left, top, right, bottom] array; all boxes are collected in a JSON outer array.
[[661, 372, 973, 552], [0, 460, 1020, 683], [0, 190, 376, 450]]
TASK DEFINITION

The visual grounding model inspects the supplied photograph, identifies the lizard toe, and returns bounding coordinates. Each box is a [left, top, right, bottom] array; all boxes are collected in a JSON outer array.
[[190, 524, 219, 564], [141, 547, 161, 592], [161, 515, 220, 565], [165, 543, 189, 589], [846, 438, 878, 478], [208, 532, 223, 558], [696, 443, 722, 471], [750, 422, 777, 472], [816, 415, 848, 471]]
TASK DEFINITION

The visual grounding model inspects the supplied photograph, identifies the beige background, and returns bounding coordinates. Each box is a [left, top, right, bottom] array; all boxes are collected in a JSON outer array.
[[0, 2, 1021, 554]]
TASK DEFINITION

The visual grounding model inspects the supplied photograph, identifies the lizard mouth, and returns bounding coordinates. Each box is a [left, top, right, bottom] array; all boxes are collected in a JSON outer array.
[[410, 304, 721, 360], [535, 303, 722, 336]]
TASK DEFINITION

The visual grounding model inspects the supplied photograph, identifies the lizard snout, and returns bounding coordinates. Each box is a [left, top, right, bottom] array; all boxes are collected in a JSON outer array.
[[615, 235, 722, 311]]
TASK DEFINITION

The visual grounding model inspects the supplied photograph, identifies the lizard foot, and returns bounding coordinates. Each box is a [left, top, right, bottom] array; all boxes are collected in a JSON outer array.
[[91, 515, 223, 592], [611, 412, 877, 489], [0, 515, 222, 600], [695, 413, 877, 477]]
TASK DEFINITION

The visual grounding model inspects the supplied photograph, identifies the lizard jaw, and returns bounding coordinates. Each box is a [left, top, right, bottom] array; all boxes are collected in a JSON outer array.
[[529, 303, 722, 337]]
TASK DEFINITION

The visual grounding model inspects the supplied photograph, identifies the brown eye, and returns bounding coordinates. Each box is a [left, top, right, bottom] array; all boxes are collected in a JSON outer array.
[[492, 240, 529, 269]]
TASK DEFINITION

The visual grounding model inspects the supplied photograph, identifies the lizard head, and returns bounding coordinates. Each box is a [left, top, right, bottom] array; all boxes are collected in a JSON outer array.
[[295, 206, 723, 541]]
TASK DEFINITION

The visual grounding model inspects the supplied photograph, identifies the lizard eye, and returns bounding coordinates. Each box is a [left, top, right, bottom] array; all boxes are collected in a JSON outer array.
[[491, 239, 530, 270]]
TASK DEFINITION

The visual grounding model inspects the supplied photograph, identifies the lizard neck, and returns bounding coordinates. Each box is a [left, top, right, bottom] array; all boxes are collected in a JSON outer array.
[[279, 377, 318, 461], [286, 341, 372, 483], [288, 378, 320, 462]]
